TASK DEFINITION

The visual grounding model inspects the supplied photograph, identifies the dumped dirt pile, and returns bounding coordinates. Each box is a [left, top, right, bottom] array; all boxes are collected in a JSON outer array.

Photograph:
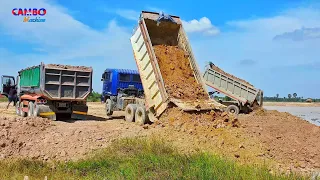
[[0, 103, 152, 162], [154, 107, 240, 133], [0, 116, 51, 159], [210, 63, 253, 86], [240, 109, 320, 171], [154, 45, 208, 101]]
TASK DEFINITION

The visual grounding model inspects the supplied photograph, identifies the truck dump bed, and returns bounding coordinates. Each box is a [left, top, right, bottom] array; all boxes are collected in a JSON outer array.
[[203, 64, 263, 106], [19, 63, 92, 100], [130, 11, 224, 118]]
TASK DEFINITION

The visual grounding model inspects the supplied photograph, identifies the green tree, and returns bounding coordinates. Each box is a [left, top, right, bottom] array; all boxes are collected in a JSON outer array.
[[288, 94, 292, 99], [276, 94, 279, 98], [87, 91, 102, 102], [293, 93, 297, 98], [224, 96, 232, 101]]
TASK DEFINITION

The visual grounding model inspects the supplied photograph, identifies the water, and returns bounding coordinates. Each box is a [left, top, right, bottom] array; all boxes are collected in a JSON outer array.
[[263, 106, 320, 126]]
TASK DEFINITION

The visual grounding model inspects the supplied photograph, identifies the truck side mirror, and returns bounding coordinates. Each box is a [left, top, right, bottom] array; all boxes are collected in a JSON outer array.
[[101, 78, 104, 81]]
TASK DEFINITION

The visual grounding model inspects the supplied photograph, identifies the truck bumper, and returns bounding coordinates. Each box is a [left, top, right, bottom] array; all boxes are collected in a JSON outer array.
[[71, 104, 88, 120], [38, 104, 56, 120]]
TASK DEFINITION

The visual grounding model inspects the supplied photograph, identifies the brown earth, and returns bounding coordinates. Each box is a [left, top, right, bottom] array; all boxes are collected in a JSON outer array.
[[154, 45, 208, 101], [209, 63, 253, 86], [46, 64, 92, 72], [0, 102, 154, 162], [0, 102, 319, 175], [239, 109, 320, 172]]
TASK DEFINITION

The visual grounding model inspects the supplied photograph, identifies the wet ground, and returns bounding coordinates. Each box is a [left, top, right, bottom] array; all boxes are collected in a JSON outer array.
[[264, 106, 320, 126]]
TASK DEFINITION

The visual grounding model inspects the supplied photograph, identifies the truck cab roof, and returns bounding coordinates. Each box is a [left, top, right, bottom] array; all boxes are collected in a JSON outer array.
[[104, 69, 139, 75]]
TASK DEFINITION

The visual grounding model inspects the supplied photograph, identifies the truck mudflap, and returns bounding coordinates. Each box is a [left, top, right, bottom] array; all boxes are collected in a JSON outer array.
[[38, 104, 56, 120], [170, 99, 226, 112], [71, 104, 88, 120]]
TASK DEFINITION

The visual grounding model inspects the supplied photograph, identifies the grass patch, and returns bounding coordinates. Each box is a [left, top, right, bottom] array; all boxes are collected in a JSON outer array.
[[0, 138, 307, 180], [0, 96, 8, 102]]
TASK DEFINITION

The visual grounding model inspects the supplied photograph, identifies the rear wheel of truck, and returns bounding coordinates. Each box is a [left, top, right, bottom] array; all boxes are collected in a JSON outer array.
[[15, 101, 20, 115], [125, 104, 137, 122], [33, 103, 39, 117], [226, 105, 240, 115], [105, 99, 113, 116], [27, 101, 34, 117], [135, 106, 148, 125], [20, 101, 27, 117]]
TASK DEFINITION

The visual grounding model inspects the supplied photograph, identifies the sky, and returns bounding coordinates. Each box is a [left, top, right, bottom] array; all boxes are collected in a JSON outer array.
[[0, 0, 319, 98]]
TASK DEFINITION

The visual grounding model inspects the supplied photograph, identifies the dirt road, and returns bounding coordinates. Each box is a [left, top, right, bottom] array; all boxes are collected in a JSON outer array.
[[0, 102, 154, 161], [0, 102, 319, 175]]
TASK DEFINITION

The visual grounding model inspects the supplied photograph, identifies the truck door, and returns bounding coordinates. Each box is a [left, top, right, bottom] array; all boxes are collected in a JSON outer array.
[[1, 75, 16, 97]]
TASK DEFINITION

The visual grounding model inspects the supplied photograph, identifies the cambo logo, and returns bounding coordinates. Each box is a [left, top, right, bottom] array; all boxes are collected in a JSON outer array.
[[12, 8, 46, 22]]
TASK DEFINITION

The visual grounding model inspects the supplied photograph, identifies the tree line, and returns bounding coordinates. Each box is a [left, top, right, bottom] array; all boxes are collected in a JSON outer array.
[[263, 93, 320, 102]]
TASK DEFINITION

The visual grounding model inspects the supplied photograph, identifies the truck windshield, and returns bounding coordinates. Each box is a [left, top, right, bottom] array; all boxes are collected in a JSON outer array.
[[103, 72, 110, 82], [119, 74, 131, 82], [132, 74, 141, 83]]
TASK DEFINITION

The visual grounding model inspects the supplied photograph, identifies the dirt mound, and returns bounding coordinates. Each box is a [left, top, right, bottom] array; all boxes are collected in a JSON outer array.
[[153, 107, 240, 133], [154, 45, 208, 101], [240, 110, 320, 171], [0, 116, 51, 159], [209, 63, 253, 87], [46, 64, 92, 71]]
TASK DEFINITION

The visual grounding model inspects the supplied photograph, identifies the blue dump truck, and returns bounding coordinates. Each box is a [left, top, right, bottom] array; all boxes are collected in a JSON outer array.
[[101, 69, 143, 101], [101, 69, 146, 122]]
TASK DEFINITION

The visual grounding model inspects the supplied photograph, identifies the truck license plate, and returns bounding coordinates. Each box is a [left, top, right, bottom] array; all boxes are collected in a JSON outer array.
[[59, 103, 67, 107]]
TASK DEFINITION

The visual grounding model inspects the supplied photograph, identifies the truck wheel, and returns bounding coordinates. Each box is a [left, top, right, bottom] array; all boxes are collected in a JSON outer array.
[[20, 101, 27, 117], [33, 103, 39, 117], [226, 105, 240, 115], [135, 106, 148, 125], [28, 101, 34, 117], [105, 99, 113, 116], [125, 104, 137, 122], [15, 101, 20, 115]]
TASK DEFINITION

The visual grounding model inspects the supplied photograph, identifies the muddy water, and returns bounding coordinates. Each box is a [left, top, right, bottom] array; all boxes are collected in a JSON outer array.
[[264, 106, 320, 126]]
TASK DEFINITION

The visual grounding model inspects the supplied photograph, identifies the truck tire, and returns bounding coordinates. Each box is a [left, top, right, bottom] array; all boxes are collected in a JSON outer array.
[[28, 101, 34, 117], [15, 101, 20, 115], [105, 99, 113, 116], [33, 103, 39, 117], [135, 106, 148, 125], [20, 101, 27, 117], [125, 104, 137, 122], [226, 105, 240, 115]]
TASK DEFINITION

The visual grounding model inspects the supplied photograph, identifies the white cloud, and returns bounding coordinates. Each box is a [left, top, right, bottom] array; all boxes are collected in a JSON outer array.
[[114, 9, 139, 21], [182, 17, 220, 35], [273, 27, 320, 41], [190, 7, 320, 98]]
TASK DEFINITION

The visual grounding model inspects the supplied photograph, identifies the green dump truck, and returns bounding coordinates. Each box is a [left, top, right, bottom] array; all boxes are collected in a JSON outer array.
[[1, 63, 93, 120]]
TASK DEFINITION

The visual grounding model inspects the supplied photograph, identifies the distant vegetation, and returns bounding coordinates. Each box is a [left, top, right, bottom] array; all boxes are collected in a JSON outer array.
[[0, 138, 304, 179], [87, 91, 102, 102], [264, 93, 320, 102]]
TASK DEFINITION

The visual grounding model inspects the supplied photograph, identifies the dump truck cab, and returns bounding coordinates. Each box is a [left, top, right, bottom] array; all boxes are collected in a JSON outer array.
[[101, 69, 143, 102], [1, 75, 16, 97]]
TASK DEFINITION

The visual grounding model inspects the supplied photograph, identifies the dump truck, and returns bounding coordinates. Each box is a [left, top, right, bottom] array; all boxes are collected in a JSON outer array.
[[128, 11, 224, 124], [203, 62, 263, 115], [1, 63, 93, 120]]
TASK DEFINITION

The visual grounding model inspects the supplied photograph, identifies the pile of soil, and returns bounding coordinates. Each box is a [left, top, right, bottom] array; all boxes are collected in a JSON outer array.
[[47, 64, 92, 72], [154, 45, 208, 101], [0, 116, 51, 159], [240, 109, 320, 171], [153, 107, 240, 133], [209, 63, 253, 87]]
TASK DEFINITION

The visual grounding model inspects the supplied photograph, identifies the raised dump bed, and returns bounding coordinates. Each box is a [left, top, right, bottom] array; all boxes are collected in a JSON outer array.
[[203, 63, 263, 114], [130, 11, 224, 120]]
